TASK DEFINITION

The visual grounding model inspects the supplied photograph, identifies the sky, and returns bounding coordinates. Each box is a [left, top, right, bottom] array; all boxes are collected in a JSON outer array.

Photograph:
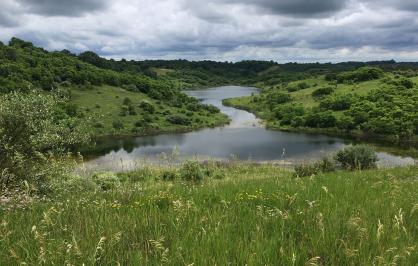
[[1, 0, 418, 62]]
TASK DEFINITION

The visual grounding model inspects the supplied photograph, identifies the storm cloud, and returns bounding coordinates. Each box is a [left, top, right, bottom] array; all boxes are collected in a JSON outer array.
[[0, 0, 417, 62], [17, 0, 110, 17]]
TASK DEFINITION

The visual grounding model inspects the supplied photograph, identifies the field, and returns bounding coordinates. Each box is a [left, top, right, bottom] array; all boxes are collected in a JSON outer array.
[[1, 164, 417, 265], [70, 85, 229, 137]]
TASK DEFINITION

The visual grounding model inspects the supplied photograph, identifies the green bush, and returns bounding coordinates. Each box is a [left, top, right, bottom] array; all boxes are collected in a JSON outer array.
[[167, 115, 192, 126], [92, 172, 121, 190], [123, 97, 132, 105], [312, 86, 334, 98], [293, 157, 336, 177], [335, 145, 378, 170], [293, 163, 320, 178], [120, 167, 155, 182], [335, 67, 384, 83], [0, 91, 89, 192], [161, 170, 178, 181], [138, 100, 155, 113], [112, 120, 124, 130], [180, 161, 204, 181]]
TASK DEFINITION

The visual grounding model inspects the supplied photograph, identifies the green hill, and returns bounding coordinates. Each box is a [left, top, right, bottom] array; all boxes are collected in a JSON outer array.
[[0, 38, 228, 137], [224, 67, 418, 143]]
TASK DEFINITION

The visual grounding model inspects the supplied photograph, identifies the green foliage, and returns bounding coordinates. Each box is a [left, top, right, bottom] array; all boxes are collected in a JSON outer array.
[[138, 100, 155, 113], [335, 67, 384, 83], [319, 94, 355, 110], [92, 172, 121, 190], [293, 163, 320, 177], [160, 170, 178, 181], [304, 110, 337, 128], [312, 86, 334, 98], [293, 157, 336, 177], [287, 81, 309, 92], [335, 145, 378, 170], [112, 120, 124, 130], [166, 114, 192, 126], [266, 91, 292, 108], [180, 160, 204, 181], [0, 91, 89, 191], [273, 104, 305, 126]]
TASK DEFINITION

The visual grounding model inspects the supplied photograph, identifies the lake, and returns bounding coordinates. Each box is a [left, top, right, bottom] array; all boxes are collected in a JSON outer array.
[[81, 86, 416, 172]]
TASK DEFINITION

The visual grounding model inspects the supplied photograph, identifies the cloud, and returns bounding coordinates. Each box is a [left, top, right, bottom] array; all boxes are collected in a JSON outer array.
[[228, 0, 349, 17], [0, 0, 418, 62], [17, 0, 110, 17]]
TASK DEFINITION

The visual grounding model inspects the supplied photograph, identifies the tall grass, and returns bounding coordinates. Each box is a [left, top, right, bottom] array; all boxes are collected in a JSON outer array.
[[1, 164, 417, 265]]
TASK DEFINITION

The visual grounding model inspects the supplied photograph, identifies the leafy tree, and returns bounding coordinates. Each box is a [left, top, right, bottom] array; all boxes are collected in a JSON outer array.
[[0, 91, 89, 191]]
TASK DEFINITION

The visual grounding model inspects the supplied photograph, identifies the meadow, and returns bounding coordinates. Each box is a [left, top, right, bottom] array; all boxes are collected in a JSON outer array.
[[1, 163, 417, 265]]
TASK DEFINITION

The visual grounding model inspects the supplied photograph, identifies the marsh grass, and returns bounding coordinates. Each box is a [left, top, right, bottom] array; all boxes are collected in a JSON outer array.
[[1, 164, 417, 265]]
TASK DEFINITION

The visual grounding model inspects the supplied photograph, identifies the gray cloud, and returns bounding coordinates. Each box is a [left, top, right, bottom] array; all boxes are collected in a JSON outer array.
[[17, 0, 110, 17], [0, 12, 19, 27], [1, 0, 418, 62], [230, 0, 349, 17]]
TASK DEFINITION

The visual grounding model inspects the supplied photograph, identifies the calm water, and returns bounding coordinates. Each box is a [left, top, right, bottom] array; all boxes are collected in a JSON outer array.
[[82, 86, 416, 172]]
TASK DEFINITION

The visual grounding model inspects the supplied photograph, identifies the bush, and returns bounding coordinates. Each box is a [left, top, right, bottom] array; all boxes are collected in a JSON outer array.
[[335, 145, 378, 170], [161, 170, 178, 181], [287, 82, 309, 92], [112, 120, 124, 130], [123, 97, 132, 105], [166, 114, 192, 126], [120, 167, 155, 182], [293, 157, 336, 177], [180, 161, 204, 181], [336, 67, 384, 83], [293, 163, 320, 178], [0, 91, 89, 192], [268, 92, 292, 106], [319, 94, 355, 111], [312, 86, 334, 98], [92, 172, 120, 190], [138, 100, 155, 113]]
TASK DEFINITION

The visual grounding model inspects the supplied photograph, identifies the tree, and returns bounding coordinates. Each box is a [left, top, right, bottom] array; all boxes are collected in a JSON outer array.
[[0, 91, 90, 192]]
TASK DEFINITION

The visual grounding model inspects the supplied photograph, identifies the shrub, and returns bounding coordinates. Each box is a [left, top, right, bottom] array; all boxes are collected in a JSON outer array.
[[319, 94, 355, 111], [316, 157, 337, 172], [161, 170, 178, 181], [180, 161, 204, 181], [287, 82, 309, 92], [312, 86, 334, 98], [293, 163, 320, 177], [120, 167, 155, 182], [123, 97, 132, 105], [335, 145, 378, 170], [112, 120, 124, 130], [336, 67, 384, 83], [293, 157, 336, 177], [0, 91, 89, 192], [92, 172, 120, 190], [138, 100, 155, 113], [166, 115, 192, 126], [268, 92, 292, 106]]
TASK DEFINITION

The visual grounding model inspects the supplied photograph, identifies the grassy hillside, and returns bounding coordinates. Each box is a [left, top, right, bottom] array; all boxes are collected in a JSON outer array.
[[0, 38, 229, 137], [70, 86, 228, 137], [1, 164, 417, 264], [224, 68, 418, 143]]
